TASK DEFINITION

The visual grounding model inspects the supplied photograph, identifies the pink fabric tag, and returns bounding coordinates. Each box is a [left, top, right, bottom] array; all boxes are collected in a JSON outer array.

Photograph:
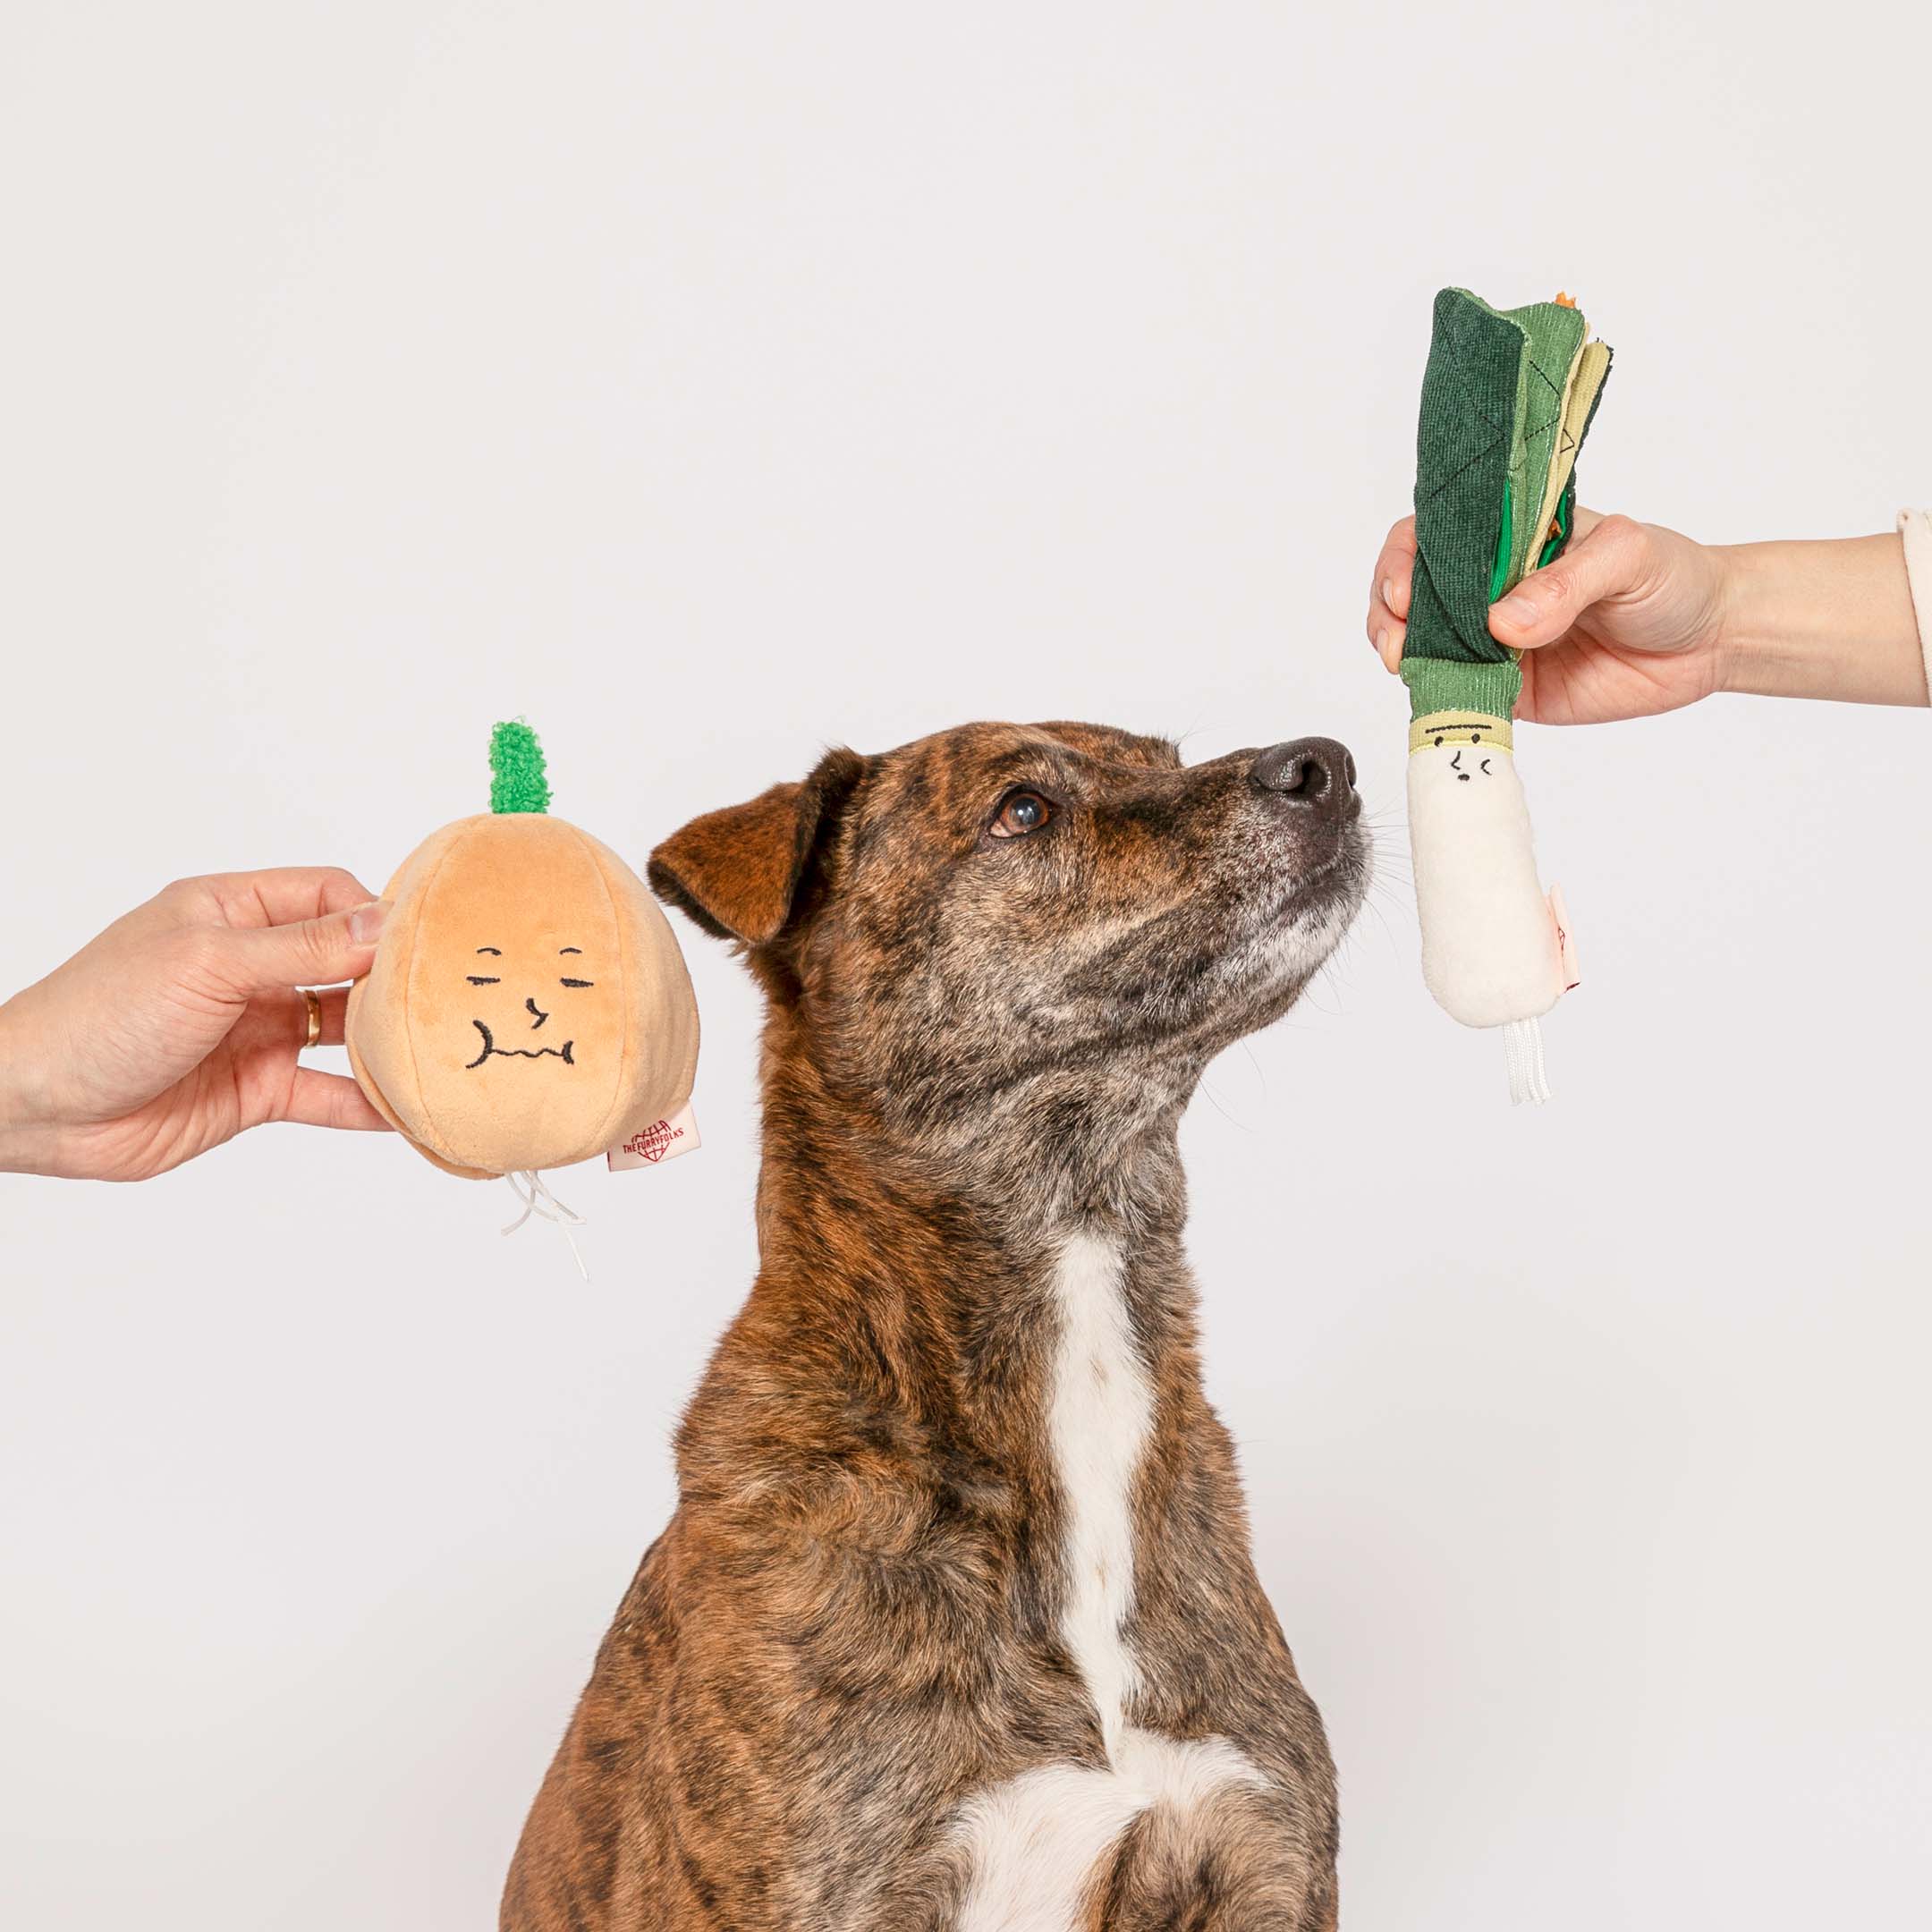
[[1547, 885, 1580, 992], [607, 1099, 701, 1170]]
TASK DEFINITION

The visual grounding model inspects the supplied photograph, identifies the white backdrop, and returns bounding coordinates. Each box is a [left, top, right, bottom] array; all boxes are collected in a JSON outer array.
[[4, 4, 1929, 1927]]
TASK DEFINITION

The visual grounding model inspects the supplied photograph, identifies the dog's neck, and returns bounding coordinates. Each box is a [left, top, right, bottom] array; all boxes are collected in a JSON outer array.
[[674, 1006, 1212, 1489], [669, 999, 1242, 1815], [758, 1006, 1201, 1262]]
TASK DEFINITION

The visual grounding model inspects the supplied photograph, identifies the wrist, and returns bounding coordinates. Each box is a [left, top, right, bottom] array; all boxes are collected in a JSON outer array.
[[1707, 543, 1752, 696], [1712, 540, 1826, 699]]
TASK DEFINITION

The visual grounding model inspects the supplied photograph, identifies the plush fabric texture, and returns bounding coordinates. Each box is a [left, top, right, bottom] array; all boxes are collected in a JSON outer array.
[[1408, 745, 1563, 1028], [346, 813, 699, 1179], [489, 720, 553, 816]]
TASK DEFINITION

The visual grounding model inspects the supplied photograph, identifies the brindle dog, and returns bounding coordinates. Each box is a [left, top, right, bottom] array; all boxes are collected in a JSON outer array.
[[502, 719, 1369, 1931]]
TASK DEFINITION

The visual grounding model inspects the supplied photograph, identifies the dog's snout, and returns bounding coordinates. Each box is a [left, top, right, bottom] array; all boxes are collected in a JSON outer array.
[[1250, 737, 1357, 811]]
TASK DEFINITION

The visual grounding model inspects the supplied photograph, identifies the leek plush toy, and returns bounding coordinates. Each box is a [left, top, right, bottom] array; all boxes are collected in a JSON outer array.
[[1402, 288, 1611, 1102], [345, 724, 700, 1236]]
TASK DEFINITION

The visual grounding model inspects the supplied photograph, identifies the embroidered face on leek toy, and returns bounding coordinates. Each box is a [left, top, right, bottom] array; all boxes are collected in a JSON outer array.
[[345, 723, 699, 1181]]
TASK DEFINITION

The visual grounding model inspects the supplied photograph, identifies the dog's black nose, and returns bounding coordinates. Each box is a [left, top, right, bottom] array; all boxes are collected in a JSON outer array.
[[1251, 737, 1356, 810]]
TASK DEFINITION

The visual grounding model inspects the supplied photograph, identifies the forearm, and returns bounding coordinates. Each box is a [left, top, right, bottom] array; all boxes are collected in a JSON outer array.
[[1716, 534, 1928, 708]]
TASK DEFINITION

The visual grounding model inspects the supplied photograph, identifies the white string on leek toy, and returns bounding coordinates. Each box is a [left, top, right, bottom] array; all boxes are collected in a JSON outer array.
[[1402, 288, 1611, 1102]]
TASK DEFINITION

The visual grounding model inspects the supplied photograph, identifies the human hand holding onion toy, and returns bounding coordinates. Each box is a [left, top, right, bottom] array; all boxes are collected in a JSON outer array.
[[1, 724, 702, 1244], [0, 869, 391, 1180]]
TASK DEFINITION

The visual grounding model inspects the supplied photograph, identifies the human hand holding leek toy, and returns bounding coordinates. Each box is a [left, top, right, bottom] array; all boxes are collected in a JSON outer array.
[[1396, 288, 1612, 1101]]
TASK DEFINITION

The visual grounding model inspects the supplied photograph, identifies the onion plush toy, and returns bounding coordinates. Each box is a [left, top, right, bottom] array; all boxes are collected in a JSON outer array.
[[1402, 288, 1612, 1102], [346, 723, 699, 1258]]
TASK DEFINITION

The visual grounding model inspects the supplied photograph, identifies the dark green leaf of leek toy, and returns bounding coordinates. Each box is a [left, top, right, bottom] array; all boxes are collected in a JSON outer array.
[[1402, 289, 1612, 1101]]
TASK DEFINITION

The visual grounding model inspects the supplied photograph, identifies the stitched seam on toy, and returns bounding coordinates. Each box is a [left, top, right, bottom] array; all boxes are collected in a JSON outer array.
[[576, 829, 636, 1161], [1505, 340, 1574, 581], [1520, 358, 1563, 445], [1436, 304, 1513, 436], [1408, 548, 1488, 658], [1529, 352, 1590, 571], [404, 831, 476, 1165], [1413, 436, 1509, 511], [1412, 301, 1521, 657], [1409, 711, 1514, 754], [1415, 308, 1513, 506]]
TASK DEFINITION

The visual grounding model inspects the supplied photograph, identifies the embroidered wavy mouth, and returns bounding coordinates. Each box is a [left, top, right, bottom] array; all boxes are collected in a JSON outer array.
[[465, 1021, 575, 1070]]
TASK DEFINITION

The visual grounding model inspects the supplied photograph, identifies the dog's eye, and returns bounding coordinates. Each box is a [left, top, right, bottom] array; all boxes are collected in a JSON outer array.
[[990, 790, 1054, 839]]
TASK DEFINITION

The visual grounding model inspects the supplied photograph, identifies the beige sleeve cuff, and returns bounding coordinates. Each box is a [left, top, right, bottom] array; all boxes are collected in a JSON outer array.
[[1901, 508, 1932, 699]]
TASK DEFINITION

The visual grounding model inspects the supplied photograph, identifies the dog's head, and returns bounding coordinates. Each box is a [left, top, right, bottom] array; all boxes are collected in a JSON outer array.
[[650, 721, 1368, 1137]]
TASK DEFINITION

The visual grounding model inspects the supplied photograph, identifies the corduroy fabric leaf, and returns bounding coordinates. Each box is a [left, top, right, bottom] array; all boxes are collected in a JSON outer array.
[[1405, 290, 1526, 673], [1528, 337, 1613, 572], [1402, 288, 1613, 724], [1504, 301, 1589, 584]]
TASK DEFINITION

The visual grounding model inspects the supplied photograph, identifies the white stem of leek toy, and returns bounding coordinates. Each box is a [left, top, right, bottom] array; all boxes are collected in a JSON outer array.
[[1407, 724, 1566, 1103]]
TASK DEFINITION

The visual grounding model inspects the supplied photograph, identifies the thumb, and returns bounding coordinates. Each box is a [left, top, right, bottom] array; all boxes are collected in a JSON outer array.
[[216, 899, 391, 993], [1488, 513, 1647, 651]]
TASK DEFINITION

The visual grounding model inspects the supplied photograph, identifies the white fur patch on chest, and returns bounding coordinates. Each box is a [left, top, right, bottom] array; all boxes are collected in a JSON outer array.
[[951, 1730, 1268, 1931], [1046, 1229, 1152, 1755], [946, 1233, 1271, 1928]]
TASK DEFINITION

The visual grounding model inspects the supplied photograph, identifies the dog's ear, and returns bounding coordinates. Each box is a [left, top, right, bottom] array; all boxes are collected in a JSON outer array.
[[648, 749, 868, 945]]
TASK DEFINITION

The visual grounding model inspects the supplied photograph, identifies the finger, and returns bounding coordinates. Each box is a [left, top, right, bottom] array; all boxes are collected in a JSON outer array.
[[215, 899, 391, 996], [1376, 517, 1417, 620], [271, 984, 352, 1049], [280, 1067, 392, 1133], [204, 868, 381, 930], [1489, 513, 1648, 651], [1365, 519, 1416, 632], [316, 984, 351, 1047], [1366, 518, 1416, 674]]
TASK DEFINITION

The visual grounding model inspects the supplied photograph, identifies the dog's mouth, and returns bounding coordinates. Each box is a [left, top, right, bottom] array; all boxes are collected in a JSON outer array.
[[465, 1021, 575, 1070], [1258, 834, 1371, 927], [1044, 823, 1369, 1047]]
